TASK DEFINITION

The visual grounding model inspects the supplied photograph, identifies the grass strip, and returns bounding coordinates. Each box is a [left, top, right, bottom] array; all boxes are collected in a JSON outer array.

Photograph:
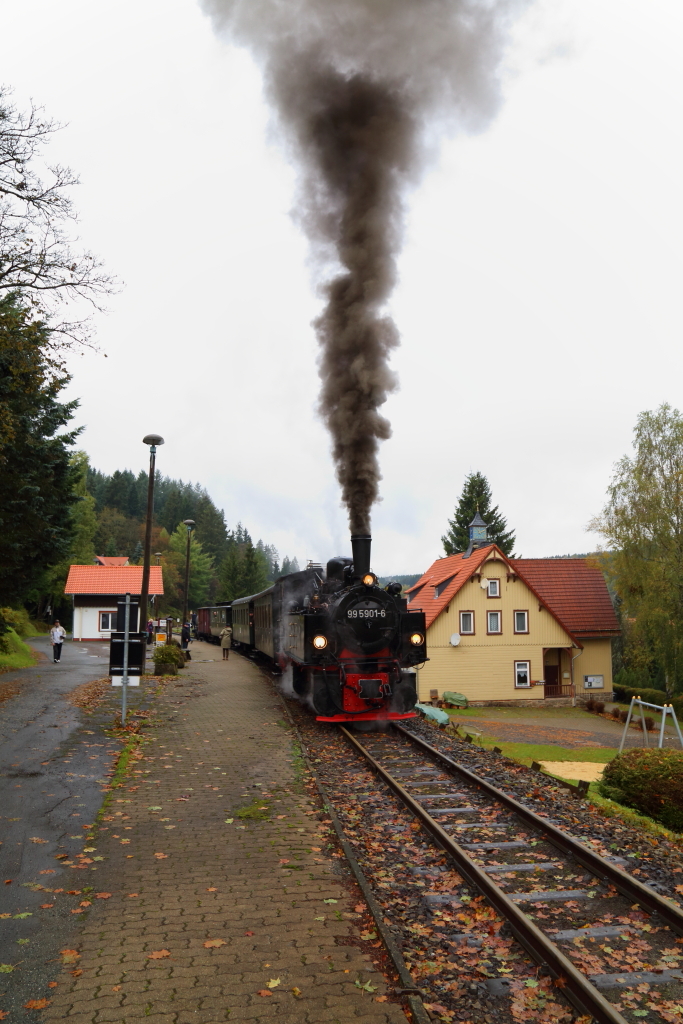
[[475, 737, 617, 765], [586, 785, 683, 844], [92, 730, 146, 829]]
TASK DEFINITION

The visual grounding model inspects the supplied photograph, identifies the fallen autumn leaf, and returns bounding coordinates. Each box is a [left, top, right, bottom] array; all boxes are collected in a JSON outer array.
[[147, 950, 170, 959], [203, 939, 226, 948]]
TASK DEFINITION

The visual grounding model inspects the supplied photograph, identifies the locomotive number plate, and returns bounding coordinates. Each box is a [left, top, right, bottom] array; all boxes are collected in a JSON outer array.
[[347, 608, 386, 618]]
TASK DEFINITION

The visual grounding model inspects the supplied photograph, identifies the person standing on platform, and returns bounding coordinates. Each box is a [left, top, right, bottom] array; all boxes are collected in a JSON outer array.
[[181, 621, 191, 659], [219, 624, 232, 661], [50, 620, 66, 663]]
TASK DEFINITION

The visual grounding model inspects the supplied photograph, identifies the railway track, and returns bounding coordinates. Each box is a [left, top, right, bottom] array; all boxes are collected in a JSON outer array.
[[339, 723, 683, 1024]]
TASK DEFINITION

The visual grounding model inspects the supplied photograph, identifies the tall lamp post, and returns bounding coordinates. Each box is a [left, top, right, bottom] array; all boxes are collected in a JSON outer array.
[[181, 519, 195, 626], [139, 434, 164, 634]]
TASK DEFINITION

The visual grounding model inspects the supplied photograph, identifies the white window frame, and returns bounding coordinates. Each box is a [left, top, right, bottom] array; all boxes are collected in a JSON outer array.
[[459, 611, 474, 635], [487, 610, 502, 634], [99, 611, 116, 631], [514, 610, 529, 634], [486, 578, 500, 598], [514, 661, 531, 688]]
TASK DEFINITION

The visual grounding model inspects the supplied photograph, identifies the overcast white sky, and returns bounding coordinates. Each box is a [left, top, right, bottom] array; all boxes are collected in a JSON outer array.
[[2, 0, 682, 574]]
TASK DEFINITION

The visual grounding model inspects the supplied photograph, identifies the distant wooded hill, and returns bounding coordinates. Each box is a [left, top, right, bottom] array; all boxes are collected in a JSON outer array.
[[85, 466, 299, 610], [377, 574, 422, 591]]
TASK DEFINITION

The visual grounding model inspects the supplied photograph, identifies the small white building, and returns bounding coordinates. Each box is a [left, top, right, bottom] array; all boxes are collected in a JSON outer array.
[[64, 565, 164, 641]]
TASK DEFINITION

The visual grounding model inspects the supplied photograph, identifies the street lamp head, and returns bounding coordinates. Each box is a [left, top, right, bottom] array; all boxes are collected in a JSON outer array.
[[143, 433, 165, 447], [183, 519, 195, 529]]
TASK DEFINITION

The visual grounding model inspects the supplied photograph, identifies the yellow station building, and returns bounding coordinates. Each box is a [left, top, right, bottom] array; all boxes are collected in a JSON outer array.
[[407, 516, 619, 706]]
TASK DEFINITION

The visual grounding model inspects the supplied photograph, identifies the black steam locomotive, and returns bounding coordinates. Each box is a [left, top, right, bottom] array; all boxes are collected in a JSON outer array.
[[200, 535, 426, 724]]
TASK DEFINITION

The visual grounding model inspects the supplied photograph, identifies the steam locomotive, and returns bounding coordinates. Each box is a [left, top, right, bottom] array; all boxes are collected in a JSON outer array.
[[197, 535, 426, 724]]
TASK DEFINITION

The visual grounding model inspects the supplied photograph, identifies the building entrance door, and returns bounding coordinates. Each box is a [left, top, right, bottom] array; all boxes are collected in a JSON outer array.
[[544, 664, 561, 697]]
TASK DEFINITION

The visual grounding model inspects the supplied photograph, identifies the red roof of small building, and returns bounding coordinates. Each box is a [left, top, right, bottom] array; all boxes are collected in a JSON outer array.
[[512, 559, 620, 638], [64, 565, 164, 595], [94, 556, 130, 566]]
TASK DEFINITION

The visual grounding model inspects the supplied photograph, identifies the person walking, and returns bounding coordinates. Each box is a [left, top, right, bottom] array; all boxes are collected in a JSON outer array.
[[219, 624, 232, 661], [50, 620, 66, 663]]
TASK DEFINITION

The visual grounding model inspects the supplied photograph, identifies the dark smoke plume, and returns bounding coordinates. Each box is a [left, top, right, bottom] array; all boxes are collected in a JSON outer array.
[[200, 0, 529, 534]]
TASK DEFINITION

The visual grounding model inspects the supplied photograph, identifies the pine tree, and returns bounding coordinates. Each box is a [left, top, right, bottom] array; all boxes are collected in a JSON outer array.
[[0, 293, 80, 607], [240, 542, 269, 596], [167, 524, 215, 608], [43, 451, 98, 611], [217, 546, 242, 602], [67, 452, 98, 564], [195, 495, 228, 563], [280, 556, 300, 576], [442, 472, 516, 556]]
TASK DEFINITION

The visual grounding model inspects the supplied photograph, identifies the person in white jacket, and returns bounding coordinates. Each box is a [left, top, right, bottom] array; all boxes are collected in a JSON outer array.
[[50, 621, 66, 663]]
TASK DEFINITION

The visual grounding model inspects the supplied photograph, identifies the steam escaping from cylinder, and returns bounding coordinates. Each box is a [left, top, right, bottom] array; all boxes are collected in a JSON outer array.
[[200, 0, 530, 533]]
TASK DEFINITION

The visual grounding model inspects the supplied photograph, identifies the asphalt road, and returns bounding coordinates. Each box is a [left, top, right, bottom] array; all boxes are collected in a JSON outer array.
[[0, 636, 118, 1017]]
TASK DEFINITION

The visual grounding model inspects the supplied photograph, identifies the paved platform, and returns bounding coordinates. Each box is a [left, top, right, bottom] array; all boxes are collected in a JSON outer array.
[[45, 643, 405, 1024]]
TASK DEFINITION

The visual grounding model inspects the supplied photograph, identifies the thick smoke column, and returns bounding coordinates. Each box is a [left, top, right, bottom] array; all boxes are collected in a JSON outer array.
[[201, 0, 528, 533]]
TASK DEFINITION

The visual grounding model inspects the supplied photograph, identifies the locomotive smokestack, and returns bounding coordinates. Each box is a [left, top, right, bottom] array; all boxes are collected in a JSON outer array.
[[351, 534, 371, 579]]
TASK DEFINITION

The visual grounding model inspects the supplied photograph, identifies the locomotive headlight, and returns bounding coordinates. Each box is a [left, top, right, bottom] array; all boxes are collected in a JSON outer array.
[[312, 635, 328, 650], [362, 573, 376, 586], [410, 632, 425, 646]]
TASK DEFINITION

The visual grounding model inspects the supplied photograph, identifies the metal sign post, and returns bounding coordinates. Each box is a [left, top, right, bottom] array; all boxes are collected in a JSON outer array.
[[109, 593, 145, 724], [121, 592, 130, 725]]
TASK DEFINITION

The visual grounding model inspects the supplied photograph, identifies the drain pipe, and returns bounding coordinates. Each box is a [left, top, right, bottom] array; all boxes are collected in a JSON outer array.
[[571, 645, 583, 707]]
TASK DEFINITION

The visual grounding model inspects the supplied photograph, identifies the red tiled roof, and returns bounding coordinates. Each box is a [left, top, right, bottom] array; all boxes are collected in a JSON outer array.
[[94, 556, 129, 566], [405, 546, 498, 629], [64, 565, 164, 595], [512, 559, 620, 638]]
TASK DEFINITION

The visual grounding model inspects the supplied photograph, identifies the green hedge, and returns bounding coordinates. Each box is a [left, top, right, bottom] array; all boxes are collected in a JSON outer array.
[[153, 644, 185, 668], [612, 683, 683, 719], [599, 749, 683, 831]]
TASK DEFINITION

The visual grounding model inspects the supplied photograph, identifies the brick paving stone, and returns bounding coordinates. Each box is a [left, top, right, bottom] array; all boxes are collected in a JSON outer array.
[[44, 646, 407, 1024]]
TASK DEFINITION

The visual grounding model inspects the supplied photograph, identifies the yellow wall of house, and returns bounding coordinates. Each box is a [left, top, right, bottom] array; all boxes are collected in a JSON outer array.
[[417, 552, 575, 703], [572, 639, 614, 696]]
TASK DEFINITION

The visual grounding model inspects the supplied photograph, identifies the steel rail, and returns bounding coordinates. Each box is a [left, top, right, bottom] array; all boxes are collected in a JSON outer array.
[[395, 724, 683, 935], [341, 725, 631, 1024]]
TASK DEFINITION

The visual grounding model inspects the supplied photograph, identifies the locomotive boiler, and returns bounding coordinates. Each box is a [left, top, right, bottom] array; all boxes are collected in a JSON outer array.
[[229, 534, 426, 723]]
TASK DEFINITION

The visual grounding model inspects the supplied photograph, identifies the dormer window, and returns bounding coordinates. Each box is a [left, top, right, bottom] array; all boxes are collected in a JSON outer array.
[[408, 586, 423, 603], [486, 578, 500, 598], [434, 575, 455, 599]]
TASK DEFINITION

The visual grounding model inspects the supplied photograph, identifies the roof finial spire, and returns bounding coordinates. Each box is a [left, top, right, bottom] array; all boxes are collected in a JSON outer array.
[[463, 510, 489, 558]]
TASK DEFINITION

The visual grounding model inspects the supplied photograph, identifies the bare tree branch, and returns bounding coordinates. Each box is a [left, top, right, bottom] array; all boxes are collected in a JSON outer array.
[[0, 86, 117, 348]]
